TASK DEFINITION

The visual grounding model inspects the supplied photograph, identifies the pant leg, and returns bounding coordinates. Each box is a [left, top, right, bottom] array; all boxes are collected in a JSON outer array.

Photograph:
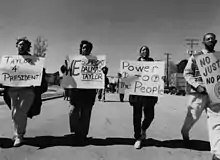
[[102, 88, 106, 101], [66, 89, 69, 100], [181, 93, 209, 136], [9, 88, 35, 138], [69, 104, 81, 133], [67, 89, 71, 101], [64, 89, 66, 100], [132, 103, 143, 139], [142, 101, 155, 132], [8, 90, 19, 136], [98, 89, 102, 100], [207, 103, 220, 159], [119, 94, 124, 102], [79, 104, 93, 137]]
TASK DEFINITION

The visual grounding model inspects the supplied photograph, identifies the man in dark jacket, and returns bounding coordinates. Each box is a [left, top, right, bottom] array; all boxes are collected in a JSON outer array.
[[60, 40, 97, 141], [129, 46, 158, 149]]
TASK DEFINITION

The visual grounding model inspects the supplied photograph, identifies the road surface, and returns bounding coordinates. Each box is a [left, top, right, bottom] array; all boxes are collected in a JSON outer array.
[[0, 94, 212, 160]]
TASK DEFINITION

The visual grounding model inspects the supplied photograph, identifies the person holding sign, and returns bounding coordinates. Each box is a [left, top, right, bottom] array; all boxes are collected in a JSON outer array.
[[60, 40, 97, 142], [181, 33, 220, 160], [97, 66, 109, 102], [129, 46, 158, 149], [64, 88, 71, 101], [3, 37, 36, 147]]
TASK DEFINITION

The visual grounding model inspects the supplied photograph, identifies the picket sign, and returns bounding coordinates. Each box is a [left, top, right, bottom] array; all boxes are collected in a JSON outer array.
[[0, 55, 45, 87], [120, 60, 165, 97], [61, 54, 106, 89], [195, 52, 220, 103]]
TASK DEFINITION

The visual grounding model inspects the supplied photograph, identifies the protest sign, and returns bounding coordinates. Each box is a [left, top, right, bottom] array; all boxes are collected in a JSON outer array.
[[120, 60, 165, 97], [195, 52, 220, 103], [0, 55, 45, 87], [61, 54, 106, 89]]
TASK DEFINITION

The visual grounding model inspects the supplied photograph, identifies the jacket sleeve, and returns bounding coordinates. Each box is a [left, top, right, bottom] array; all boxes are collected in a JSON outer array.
[[41, 68, 48, 94], [183, 56, 200, 89]]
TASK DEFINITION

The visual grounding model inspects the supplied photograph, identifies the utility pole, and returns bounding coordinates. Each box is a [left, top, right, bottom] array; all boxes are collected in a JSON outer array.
[[185, 38, 199, 56], [164, 53, 171, 88]]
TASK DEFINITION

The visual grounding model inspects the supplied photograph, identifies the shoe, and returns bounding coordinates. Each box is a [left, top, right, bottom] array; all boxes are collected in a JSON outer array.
[[134, 130, 147, 149], [75, 134, 91, 145], [181, 130, 190, 141], [13, 137, 23, 147], [213, 155, 220, 160], [181, 133, 190, 141], [181, 132, 190, 147], [75, 134, 88, 141], [134, 139, 142, 149]]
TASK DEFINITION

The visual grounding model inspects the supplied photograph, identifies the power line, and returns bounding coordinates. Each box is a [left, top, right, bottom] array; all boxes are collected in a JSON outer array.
[[185, 38, 199, 49]]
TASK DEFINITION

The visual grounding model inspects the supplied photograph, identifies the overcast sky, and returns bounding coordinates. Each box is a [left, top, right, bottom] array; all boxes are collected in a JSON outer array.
[[0, 0, 220, 75]]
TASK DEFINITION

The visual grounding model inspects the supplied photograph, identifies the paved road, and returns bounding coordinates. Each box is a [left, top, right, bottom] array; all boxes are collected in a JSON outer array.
[[0, 94, 212, 160]]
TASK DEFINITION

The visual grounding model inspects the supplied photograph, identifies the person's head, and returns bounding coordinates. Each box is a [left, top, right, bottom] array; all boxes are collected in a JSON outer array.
[[79, 40, 93, 55], [202, 33, 217, 52], [117, 72, 122, 78], [139, 46, 150, 58], [102, 66, 108, 75], [16, 37, 32, 55]]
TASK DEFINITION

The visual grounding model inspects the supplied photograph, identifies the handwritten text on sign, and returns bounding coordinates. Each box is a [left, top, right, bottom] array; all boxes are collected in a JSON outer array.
[[0, 55, 45, 87], [61, 55, 106, 89], [195, 52, 220, 103], [120, 60, 165, 97]]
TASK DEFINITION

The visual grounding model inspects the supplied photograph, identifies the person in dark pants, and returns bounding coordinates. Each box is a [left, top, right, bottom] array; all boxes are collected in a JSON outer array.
[[63, 88, 71, 101], [98, 66, 109, 102], [182, 33, 220, 160], [129, 46, 158, 149], [119, 93, 124, 102], [69, 89, 96, 139], [60, 40, 97, 141], [117, 73, 125, 102]]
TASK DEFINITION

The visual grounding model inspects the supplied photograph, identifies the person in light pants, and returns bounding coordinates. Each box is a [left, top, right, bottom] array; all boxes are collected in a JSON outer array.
[[181, 93, 209, 139], [60, 40, 97, 141], [5, 37, 35, 147], [181, 33, 220, 160], [8, 88, 35, 139], [207, 103, 220, 160]]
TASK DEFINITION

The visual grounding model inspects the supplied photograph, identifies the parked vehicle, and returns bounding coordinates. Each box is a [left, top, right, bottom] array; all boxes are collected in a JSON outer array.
[[164, 86, 170, 94]]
